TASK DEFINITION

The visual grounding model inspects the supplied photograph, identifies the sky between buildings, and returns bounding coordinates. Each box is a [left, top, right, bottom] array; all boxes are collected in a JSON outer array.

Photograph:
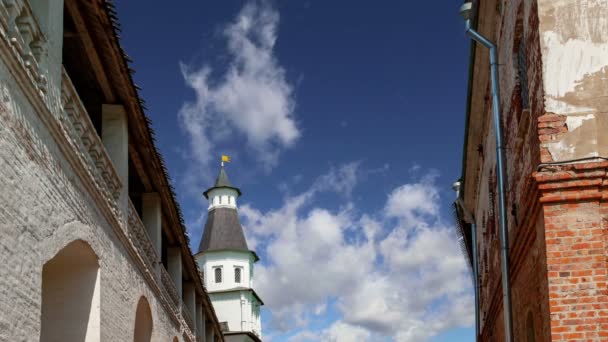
[[115, 1, 474, 341]]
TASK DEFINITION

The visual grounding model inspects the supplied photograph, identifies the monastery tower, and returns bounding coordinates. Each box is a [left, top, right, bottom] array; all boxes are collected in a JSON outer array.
[[195, 164, 263, 342]]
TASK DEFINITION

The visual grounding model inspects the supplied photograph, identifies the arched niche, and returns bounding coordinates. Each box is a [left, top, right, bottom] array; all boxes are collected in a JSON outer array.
[[133, 296, 153, 342], [40, 239, 100, 342]]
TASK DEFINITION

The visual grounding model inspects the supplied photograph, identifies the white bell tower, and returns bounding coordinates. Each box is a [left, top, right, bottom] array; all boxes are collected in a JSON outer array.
[[195, 164, 263, 341]]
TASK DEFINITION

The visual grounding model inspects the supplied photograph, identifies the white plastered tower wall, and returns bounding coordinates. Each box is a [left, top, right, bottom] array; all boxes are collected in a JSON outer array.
[[208, 187, 239, 210], [195, 166, 263, 340], [198, 251, 262, 335]]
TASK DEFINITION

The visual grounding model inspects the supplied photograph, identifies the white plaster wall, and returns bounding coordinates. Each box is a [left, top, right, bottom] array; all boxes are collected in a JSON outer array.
[[538, 0, 608, 160], [209, 292, 242, 332], [209, 291, 261, 336], [196, 251, 262, 336], [0, 45, 183, 342], [539, 0, 608, 115], [197, 251, 255, 292], [208, 188, 239, 210]]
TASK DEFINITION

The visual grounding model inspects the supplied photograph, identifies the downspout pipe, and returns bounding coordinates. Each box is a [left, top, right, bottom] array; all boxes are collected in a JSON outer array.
[[453, 182, 480, 342], [470, 219, 480, 342], [459, 3, 514, 342]]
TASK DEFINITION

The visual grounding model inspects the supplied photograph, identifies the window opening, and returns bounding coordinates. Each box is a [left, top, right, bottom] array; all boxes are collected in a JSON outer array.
[[235, 267, 242, 283], [214, 267, 222, 283]]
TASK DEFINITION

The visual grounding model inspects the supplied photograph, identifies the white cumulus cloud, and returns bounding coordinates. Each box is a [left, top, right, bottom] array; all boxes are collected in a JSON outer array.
[[289, 322, 372, 342], [241, 164, 473, 341], [179, 0, 299, 178]]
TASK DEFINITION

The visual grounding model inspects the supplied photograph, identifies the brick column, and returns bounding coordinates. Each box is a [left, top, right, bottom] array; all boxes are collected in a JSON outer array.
[[168, 247, 182, 300], [102, 104, 128, 216], [183, 281, 196, 328], [205, 318, 214, 342], [535, 162, 608, 341], [142, 192, 162, 274], [196, 300, 204, 342]]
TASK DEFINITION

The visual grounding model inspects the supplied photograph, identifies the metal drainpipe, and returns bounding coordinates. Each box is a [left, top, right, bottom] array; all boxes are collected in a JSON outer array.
[[460, 3, 514, 341], [455, 197, 480, 342]]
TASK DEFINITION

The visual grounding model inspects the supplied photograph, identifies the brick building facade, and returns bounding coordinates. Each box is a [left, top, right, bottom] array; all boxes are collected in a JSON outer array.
[[0, 0, 224, 341], [456, 0, 608, 341]]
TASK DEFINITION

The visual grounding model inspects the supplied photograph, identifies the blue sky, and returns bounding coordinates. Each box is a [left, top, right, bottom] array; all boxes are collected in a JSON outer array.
[[115, 1, 473, 341]]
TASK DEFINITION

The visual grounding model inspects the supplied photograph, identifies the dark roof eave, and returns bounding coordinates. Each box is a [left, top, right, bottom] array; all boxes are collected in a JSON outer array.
[[203, 186, 242, 199], [459, 0, 480, 202]]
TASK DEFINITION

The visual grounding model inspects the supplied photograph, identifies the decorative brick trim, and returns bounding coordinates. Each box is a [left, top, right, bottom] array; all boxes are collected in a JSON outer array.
[[534, 162, 608, 204], [533, 161, 608, 341]]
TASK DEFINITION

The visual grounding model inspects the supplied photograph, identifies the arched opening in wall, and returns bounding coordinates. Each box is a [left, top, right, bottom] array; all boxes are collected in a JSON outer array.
[[40, 240, 100, 342], [133, 296, 153, 342], [526, 310, 536, 342], [172, 337, 179, 342]]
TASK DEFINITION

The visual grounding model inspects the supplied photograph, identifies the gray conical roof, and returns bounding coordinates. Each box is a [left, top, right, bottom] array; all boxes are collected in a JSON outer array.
[[198, 166, 258, 261], [203, 166, 242, 198], [197, 208, 259, 261], [197, 207, 251, 254]]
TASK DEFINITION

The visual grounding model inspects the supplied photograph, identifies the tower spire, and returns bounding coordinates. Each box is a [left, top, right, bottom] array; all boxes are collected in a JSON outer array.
[[195, 162, 263, 340]]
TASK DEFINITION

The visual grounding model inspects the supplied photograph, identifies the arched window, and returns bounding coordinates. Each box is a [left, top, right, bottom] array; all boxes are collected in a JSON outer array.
[[133, 297, 153, 342], [214, 267, 222, 283], [235, 267, 242, 283], [526, 310, 536, 342], [133, 296, 153, 342], [41, 240, 100, 342]]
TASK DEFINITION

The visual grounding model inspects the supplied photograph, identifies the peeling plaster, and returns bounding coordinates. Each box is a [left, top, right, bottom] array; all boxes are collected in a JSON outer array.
[[539, 0, 608, 115], [539, 0, 608, 161], [566, 113, 595, 130], [542, 32, 608, 114], [546, 114, 601, 161]]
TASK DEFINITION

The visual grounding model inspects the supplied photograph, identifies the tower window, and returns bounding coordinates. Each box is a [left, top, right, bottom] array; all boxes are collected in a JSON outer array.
[[214, 267, 222, 283], [235, 267, 242, 283]]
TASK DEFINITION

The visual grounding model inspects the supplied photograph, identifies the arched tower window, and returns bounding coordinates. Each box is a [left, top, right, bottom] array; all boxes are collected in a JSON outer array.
[[235, 267, 242, 283], [133, 296, 153, 342], [41, 240, 100, 342], [214, 267, 222, 283]]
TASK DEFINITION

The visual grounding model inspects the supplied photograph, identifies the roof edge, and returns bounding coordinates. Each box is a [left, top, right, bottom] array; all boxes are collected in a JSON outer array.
[[459, 0, 480, 201], [208, 287, 265, 305], [203, 185, 242, 199], [198, 248, 260, 262], [223, 331, 262, 342]]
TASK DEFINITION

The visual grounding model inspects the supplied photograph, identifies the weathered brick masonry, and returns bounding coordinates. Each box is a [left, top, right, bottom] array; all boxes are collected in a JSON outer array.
[[0, 0, 224, 341], [459, 0, 608, 341], [535, 163, 608, 341]]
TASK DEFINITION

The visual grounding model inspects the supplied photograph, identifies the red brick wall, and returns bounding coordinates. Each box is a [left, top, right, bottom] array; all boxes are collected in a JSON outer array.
[[535, 163, 608, 341], [472, 0, 552, 340], [471, 0, 550, 339], [468, 0, 608, 340]]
